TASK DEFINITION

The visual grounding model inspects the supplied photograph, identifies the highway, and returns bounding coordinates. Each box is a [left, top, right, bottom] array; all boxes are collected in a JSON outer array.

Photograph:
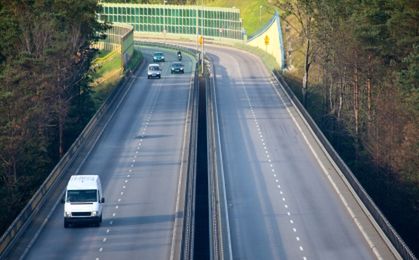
[[9, 47, 195, 260], [207, 46, 376, 260], [4, 42, 397, 260]]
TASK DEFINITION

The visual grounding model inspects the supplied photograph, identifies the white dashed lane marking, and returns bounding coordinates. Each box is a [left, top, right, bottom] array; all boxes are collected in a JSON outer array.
[[98, 104, 158, 255], [245, 88, 308, 260]]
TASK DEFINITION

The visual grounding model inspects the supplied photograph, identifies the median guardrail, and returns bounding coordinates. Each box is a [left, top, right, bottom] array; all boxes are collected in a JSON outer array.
[[205, 55, 233, 260], [135, 41, 199, 260], [272, 71, 416, 260]]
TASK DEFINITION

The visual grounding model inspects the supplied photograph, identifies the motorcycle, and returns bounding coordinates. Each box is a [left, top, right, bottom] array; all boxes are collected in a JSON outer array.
[[177, 53, 182, 61]]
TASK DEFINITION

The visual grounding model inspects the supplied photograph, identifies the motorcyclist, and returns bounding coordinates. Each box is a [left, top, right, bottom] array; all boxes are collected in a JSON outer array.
[[177, 50, 182, 61]]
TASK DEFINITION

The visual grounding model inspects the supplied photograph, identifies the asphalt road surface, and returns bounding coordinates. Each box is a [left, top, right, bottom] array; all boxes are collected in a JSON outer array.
[[20, 47, 195, 260], [208, 46, 376, 260], [7, 42, 394, 260]]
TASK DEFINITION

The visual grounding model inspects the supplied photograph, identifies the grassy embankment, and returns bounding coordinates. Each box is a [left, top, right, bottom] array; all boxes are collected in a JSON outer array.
[[92, 49, 143, 107], [205, 0, 274, 36]]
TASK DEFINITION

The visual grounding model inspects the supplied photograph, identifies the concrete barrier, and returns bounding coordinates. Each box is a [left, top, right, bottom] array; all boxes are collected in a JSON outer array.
[[247, 11, 285, 70]]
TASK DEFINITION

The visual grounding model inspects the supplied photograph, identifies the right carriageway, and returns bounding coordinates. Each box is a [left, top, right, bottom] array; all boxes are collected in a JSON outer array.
[[204, 44, 401, 260]]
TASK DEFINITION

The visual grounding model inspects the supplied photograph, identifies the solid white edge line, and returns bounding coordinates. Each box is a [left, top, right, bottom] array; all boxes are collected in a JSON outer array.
[[270, 74, 384, 260], [18, 61, 147, 260], [209, 56, 234, 260], [169, 51, 196, 260]]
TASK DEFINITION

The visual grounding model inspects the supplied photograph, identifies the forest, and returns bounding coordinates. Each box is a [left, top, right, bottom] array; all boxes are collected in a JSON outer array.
[[0, 0, 107, 234], [275, 0, 418, 255]]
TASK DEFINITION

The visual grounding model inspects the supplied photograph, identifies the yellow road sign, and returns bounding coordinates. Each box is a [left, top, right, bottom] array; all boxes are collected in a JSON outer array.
[[199, 35, 204, 45], [264, 35, 270, 45]]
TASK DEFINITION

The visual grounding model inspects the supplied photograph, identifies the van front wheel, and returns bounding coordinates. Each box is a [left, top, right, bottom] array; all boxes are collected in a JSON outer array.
[[64, 220, 69, 228], [94, 216, 102, 227]]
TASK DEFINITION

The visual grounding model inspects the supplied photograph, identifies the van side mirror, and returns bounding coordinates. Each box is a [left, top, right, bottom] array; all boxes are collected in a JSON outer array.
[[101, 198, 105, 203], [61, 197, 65, 204]]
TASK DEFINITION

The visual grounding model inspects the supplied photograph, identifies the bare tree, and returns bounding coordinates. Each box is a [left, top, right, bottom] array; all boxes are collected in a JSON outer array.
[[275, 0, 318, 106]]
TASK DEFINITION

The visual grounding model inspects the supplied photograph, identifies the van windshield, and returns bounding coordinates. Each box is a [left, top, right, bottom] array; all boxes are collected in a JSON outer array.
[[67, 190, 97, 203]]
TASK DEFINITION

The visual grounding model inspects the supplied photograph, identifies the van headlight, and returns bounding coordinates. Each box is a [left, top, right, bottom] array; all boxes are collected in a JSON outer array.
[[64, 211, 71, 217], [91, 211, 98, 217]]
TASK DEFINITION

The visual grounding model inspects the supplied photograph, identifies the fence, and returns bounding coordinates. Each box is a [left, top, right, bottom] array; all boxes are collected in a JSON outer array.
[[99, 3, 245, 40], [94, 23, 134, 68]]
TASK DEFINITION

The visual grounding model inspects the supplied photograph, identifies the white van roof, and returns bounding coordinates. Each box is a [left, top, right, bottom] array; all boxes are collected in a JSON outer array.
[[67, 175, 100, 190]]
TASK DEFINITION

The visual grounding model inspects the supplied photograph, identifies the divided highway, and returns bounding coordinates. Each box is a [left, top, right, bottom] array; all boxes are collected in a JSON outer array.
[[4, 42, 399, 260], [206, 45, 395, 260], [7, 47, 195, 260]]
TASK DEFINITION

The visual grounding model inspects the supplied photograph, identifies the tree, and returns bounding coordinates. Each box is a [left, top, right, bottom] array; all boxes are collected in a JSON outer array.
[[275, 0, 318, 106], [0, 0, 107, 234]]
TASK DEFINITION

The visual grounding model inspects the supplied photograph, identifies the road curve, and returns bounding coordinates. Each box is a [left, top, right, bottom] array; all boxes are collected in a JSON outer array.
[[9, 47, 195, 260], [207, 45, 377, 260]]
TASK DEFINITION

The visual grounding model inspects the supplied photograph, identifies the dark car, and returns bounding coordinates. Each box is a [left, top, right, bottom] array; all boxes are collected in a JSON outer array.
[[153, 52, 165, 62], [171, 62, 184, 74]]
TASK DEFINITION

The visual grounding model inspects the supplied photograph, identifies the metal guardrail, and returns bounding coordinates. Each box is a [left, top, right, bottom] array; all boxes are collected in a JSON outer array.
[[179, 62, 199, 260], [205, 56, 233, 260], [0, 41, 200, 260], [135, 41, 199, 260], [0, 63, 139, 258], [137, 41, 202, 259], [272, 71, 416, 260]]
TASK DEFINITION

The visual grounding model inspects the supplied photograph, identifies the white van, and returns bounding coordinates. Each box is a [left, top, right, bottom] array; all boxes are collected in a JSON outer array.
[[63, 175, 104, 228]]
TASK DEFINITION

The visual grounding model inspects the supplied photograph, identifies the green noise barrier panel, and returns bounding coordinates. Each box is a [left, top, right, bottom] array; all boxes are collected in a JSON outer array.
[[99, 3, 245, 40]]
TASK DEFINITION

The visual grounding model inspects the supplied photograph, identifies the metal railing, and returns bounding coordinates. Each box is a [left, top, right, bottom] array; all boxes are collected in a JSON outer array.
[[272, 70, 416, 260], [135, 41, 200, 259], [0, 62, 141, 259], [205, 55, 233, 260]]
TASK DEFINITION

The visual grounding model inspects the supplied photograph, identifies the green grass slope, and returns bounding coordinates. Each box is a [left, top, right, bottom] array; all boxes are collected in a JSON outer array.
[[204, 0, 277, 36]]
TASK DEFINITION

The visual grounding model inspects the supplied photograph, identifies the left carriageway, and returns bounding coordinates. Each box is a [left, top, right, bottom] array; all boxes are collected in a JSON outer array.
[[5, 46, 196, 260]]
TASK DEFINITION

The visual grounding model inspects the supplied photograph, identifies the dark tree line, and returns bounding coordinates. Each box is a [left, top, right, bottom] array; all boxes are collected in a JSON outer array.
[[0, 0, 107, 233], [276, 0, 418, 254]]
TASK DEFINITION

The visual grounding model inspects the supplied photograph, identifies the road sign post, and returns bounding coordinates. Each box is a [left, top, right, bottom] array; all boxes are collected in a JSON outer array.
[[264, 35, 270, 52]]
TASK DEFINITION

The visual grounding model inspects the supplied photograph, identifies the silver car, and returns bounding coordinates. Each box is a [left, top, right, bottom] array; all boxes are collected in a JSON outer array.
[[147, 63, 161, 79]]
